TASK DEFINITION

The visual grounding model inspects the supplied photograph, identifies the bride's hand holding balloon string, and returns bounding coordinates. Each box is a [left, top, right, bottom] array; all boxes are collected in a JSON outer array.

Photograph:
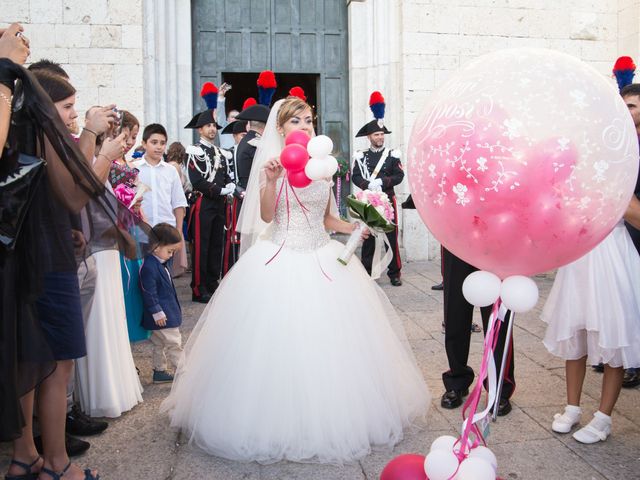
[[264, 157, 283, 183]]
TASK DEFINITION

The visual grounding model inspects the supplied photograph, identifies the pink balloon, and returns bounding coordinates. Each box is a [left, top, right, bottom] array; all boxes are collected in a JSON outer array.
[[280, 144, 309, 171], [285, 130, 311, 148], [380, 454, 427, 480], [287, 169, 312, 188], [407, 49, 639, 278]]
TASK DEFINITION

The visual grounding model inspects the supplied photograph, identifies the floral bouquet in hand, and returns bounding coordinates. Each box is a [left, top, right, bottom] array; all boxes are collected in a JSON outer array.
[[338, 189, 396, 266]]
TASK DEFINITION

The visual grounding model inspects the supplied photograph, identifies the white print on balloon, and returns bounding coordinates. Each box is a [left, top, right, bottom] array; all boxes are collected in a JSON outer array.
[[476, 157, 488, 172], [577, 196, 591, 210], [502, 118, 523, 139], [557, 137, 571, 151], [453, 183, 470, 206], [592, 160, 610, 183], [447, 141, 478, 184], [569, 89, 588, 108], [484, 161, 519, 193], [430, 142, 453, 158]]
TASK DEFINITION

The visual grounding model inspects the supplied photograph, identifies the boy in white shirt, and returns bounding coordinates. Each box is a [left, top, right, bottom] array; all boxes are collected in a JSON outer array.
[[133, 124, 188, 229]]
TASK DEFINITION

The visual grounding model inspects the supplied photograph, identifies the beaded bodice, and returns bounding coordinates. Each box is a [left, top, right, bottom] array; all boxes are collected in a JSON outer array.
[[269, 179, 331, 252]]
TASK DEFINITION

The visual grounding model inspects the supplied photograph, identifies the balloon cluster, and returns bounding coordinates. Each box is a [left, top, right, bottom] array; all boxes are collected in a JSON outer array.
[[380, 436, 498, 480], [424, 435, 497, 480], [280, 131, 339, 188], [462, 271, 539, 313]]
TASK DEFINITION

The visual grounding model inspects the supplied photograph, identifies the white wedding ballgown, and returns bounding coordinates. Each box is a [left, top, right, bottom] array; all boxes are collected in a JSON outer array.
[[162, 179, 429, 464]]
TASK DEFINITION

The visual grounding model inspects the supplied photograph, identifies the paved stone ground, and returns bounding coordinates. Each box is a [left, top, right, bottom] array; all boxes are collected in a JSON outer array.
[[2, 260, 640, 479]]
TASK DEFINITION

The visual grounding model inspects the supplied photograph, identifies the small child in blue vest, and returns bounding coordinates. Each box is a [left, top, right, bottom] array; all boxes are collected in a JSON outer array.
[[140, 223, 184, 383]]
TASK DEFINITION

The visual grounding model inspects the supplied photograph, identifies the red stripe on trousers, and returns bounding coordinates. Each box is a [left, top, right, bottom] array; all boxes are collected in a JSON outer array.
[[392, 196, 402, 271], [192, 196, 202, 296]]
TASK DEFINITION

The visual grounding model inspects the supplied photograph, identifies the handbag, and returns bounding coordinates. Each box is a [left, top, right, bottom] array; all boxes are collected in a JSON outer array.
[[0, 152, 46, 249]]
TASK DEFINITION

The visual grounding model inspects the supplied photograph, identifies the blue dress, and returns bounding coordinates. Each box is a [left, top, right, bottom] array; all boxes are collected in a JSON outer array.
[[110, 161, 150, 342]]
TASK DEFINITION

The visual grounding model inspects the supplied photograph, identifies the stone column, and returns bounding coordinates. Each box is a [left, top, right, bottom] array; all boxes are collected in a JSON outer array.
[[618, 0, 640, 60], [143, 0, 193, 145]]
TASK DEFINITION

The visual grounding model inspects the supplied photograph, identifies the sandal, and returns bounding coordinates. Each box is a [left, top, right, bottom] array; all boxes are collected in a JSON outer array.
[[551, 405, 581, 433], [572, 412, 611, 444], [40, 463, 99, 480], [5, 456, 42, 480]]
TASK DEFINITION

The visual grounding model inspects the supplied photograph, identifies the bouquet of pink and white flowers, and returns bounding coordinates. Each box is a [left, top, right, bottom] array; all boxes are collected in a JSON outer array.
[[338, 189, 396, 266]]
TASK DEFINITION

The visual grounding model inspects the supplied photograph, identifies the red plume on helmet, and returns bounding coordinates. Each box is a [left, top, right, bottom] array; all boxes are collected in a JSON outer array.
[[289, 86, 307, 101], [257, 70, 277, 106], [612, 56, 636, 92], [200, 82, 218, 110], [369, 91, 385, 122], [242, 97, 257, 110]]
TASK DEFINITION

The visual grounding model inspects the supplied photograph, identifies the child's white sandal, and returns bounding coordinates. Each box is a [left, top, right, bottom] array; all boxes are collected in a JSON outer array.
[[572, 412, 611, 444], [551, 406, 581, 433]]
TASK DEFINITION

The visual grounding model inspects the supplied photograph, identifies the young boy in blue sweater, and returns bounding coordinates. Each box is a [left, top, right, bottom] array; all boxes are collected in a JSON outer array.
[[140, 223, 184, 383]]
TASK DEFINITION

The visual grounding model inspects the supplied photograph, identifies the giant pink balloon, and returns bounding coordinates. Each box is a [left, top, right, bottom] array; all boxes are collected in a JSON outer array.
[[380, 454, 427, 480], [408, 48, 639, 278]]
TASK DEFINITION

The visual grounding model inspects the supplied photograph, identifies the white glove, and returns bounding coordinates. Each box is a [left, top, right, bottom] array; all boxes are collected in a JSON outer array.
[[225, 182, 236, 190], [220, 187, 233, 195], [368, 178, 383, 190]]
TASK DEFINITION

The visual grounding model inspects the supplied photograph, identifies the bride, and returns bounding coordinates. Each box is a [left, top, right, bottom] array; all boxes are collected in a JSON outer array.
[[161, 97, 429, 464]]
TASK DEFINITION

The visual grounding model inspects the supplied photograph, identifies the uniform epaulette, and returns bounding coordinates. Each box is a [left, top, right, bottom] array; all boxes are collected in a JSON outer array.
[[219, 148, 233, 159], [186, 145, 205, 156], [390, 149, 401, 159], [248, 137, 261, 148], [353, 150, 364, 160]]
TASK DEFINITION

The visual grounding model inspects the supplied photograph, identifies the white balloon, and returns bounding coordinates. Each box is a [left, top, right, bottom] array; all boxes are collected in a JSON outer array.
[[323, 155, 339, 177], [304, 158, 326, 181], [467, 446, 498, 472], [500, 275, 539, 313], [424, 449, 460, 480], [307, 135, 333, 158], [462, 270, 502, 307], [456, 457, 496, 480], [430, 435, 458, 452]]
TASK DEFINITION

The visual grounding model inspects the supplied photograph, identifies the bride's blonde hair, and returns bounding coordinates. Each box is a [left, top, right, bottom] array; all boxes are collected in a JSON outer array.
[[277, 97, 311, 129]]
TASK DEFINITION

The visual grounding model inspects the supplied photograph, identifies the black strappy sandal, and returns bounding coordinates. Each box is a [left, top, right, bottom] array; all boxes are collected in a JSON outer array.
[[40, 462, 99, 480], [4, 456, 42, 480]]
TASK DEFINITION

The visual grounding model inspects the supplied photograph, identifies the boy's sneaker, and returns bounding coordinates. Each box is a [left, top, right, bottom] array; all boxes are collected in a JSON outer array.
[[153, 370, 174, 383]]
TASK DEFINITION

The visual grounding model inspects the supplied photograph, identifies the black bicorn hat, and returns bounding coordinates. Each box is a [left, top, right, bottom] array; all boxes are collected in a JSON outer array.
[[355, 91, 391, 137], [355, 119, 392, 137], [221, 120, 248, 135], [235, 104, 270, 123], [185, 109, 223, 130]]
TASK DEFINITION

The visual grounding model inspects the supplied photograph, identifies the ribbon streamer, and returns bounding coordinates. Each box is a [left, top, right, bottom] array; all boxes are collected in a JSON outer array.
[[458, 299, 503, 458], [369, 228, 393, 280]]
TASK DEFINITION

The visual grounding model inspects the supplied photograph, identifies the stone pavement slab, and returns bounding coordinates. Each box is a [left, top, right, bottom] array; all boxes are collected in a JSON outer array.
[[2, 260, 639, 479]]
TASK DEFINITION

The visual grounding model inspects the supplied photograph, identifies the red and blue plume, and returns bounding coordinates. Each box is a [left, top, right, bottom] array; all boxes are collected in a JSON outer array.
[[289, 86, 306, 101], [369, 91, 385, 120], [242, 97, 257, 110], [200, 82, 218, 110], [257, 70, 277, 106], [612, 56, 636, 92]]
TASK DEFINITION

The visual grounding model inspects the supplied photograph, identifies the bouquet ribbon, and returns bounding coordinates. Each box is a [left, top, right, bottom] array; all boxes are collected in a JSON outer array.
[[370, 228, 393, 280]]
